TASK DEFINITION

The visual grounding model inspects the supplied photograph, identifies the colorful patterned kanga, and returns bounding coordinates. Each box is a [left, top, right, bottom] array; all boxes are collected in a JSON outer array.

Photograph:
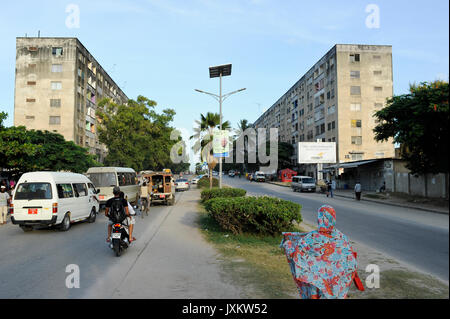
[[280, 205, 364, 299]]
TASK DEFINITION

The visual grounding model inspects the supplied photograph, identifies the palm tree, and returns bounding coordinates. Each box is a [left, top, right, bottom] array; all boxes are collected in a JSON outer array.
[[235, 119, 252, 175], [190, 112, 230, 189]]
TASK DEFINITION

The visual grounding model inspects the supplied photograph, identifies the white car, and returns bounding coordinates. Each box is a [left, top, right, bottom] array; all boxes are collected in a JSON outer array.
[[191, 176, 201, 184], [175, 178, 190, 191], [11, 171, 99, 232], [292, 175, 316, 192]]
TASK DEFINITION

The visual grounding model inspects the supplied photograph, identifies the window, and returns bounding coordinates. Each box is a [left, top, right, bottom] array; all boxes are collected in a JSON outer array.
[[350, 71, 360, 78], [52, 47, 63, 57], [27, 81, 36, 85], [25, 115, 35, 120], [374, 103, 383, 108], [374, 86, 383, 92], [49, 116, 61, 125], [350, 53, 360, 62], [373, 70, 382, 76], [57, 184, 74, 199], [328, 123, 331, 131], [351, 153, 363, 160], [73, 183, 87, 197], [320, 123, 325, 134], [28, 64, 36, 68], [350, 103, 361, 111], [26, 98, 36, 103], [352, 120, 361, 127], [51, 64, 63, 72], [14, 183, 52, 200], [373, 55, 381, 60], [327, 105, 335, 115], [51, 81, 62, 90], [351, 119, 362, 128], [350, 86, 361, 95], [315, 126, 320, 135], [351, 136, 362, 145], [50, 99, 61, 108], [332, 121, 335, 129]]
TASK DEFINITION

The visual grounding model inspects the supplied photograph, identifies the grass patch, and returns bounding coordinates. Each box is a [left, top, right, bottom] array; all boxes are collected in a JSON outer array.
[[197, 203, 301, 298], [350, 269, 449, 299]]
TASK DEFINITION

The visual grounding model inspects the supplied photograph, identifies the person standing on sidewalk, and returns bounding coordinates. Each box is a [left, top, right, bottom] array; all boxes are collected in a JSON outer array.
[[354, 182, 362, 200], [331, 179, 336, 198], [0, 186, 11, 225], [326, 180, 331, 197]]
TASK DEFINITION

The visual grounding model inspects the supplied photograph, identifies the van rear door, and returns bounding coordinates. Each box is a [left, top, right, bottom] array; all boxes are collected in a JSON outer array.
[[13, 182, 54, 221]]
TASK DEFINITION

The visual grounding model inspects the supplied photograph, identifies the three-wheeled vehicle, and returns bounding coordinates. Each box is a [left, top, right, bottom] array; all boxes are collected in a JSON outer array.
[[142, 171, 176, 206]]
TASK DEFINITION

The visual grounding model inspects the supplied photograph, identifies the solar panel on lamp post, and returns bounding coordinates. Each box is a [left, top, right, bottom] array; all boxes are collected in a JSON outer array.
[[195, 64, 246, 188]]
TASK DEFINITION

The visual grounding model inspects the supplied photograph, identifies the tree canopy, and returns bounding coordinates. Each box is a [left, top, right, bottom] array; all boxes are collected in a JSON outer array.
[[373, 81, 449, 175], [0, 113, 99, 175], [96, 95, 179, 172]]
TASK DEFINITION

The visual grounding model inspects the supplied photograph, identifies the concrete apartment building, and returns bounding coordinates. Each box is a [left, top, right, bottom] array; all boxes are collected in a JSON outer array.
[[253, 44, 395, 178], [14, 37, 128, 162]]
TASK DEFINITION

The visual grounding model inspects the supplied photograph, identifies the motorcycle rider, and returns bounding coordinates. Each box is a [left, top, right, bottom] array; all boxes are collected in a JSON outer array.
[[120, 191, 137, 242], [105, 186, 130, 243]]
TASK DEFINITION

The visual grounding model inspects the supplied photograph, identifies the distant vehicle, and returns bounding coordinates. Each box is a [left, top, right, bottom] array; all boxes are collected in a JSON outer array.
[[86, 167, 139, 206], [191, 176, 202, 184], [142, 171, 175, 206], [11, 171, 99, 232], [255, 172, 266, 182], [175, 178, 190, 191], [292, 176, 316, 192], [228, 170, 235, 177], [212, 171, 219, 176]]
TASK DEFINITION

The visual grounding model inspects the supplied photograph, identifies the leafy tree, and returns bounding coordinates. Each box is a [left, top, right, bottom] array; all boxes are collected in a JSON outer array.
[[373, 81, 449, 175], [0, 113, 98, 175], [96, 95, 176, 172]]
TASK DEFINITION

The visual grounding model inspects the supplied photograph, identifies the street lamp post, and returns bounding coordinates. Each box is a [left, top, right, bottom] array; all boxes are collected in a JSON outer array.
[[195, 64, 246, 188]]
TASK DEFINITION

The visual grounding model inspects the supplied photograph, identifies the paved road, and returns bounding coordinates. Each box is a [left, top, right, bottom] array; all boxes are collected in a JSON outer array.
[[0, 188, 242, 298], [223, 176, 449, 281]]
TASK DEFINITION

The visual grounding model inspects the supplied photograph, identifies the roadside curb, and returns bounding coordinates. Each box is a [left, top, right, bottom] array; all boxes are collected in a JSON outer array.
[[266, 181, 449, 215]]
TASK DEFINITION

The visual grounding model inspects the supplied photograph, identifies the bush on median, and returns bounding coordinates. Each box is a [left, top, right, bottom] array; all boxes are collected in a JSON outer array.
[[203, 196, 302, 236], [201, 187, 247, 202], [197, 176, 219, 188]]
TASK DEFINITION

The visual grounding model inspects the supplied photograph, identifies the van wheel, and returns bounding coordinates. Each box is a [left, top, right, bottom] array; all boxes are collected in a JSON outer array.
[[20, 225, 33, 232], [60, 213, 71, 231], [87, 208, 96, 223]]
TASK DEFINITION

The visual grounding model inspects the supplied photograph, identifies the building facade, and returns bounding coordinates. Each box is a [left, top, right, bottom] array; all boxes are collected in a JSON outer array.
[[14, 37, 128, 162], [253, 44, 395, 179]]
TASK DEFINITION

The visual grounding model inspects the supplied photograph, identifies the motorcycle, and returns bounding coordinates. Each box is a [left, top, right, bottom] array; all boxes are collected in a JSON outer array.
[[110, 222, 130, 257]]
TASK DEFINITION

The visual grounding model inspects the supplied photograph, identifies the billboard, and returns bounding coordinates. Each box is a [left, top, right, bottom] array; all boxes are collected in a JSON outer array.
[[298, 142, 336, 164], [213, 130, 230, 158]]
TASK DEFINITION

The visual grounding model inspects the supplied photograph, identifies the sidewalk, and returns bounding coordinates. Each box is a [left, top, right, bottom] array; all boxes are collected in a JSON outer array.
[[102, 188, 246, 298], [267, 181, 449, 214]]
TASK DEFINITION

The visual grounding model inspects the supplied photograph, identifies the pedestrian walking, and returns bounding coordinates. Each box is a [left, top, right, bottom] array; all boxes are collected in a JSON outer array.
[[354, 182, 362, 200], [331, 180, 336, 198], [0, 186, 11, 225], [326, 180, 331, 197]]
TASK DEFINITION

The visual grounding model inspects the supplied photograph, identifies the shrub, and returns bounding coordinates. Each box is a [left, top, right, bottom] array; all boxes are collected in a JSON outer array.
[[203, 196, 302, 236], [201, 187, 247, 202], [197, 176, 219, 188]]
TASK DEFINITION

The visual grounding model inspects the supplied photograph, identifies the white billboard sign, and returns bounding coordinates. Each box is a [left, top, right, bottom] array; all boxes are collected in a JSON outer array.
[[298, 142, 336, 164]]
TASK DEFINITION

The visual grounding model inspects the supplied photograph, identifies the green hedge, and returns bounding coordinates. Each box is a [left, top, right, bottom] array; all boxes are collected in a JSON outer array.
[[201, 187, 247, 202], [197, 176, 219, 188], [203, 196, 302, 236]]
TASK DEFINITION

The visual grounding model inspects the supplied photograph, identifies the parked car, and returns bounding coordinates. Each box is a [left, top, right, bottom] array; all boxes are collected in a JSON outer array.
[[255, 172, 266, 182], [175, 178, 190, 191], [228, 170, 235, 177], [212, 171, 219, 176], [191, 176, 201, 184], [292, 176, 316, 192], [11, 171, 99, 232]]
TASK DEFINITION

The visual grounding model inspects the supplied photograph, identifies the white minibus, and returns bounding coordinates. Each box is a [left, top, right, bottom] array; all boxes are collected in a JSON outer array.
[[11, 171, 99, 232], [86, 167, 139, 205]]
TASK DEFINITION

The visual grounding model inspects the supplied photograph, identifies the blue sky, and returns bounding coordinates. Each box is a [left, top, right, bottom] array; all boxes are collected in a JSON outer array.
[[0, 0, 448, 148]]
